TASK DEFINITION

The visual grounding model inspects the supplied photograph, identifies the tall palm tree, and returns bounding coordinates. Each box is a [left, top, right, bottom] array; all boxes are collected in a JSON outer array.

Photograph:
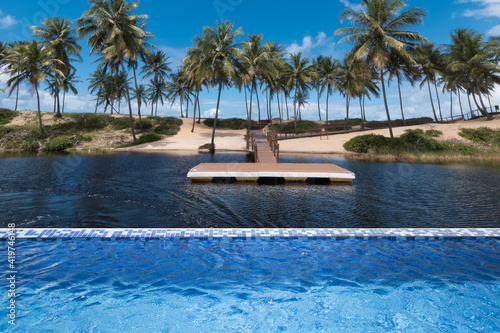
[[78, 0, 154, 141], [3, 41, 29, 111], [312, 55, 324, 121], [141, 50, 171, 81], [446, 28, 500, 120], [318, 56, 338, 125], [60, 70, 80, 114], [88, 68, 108, 113], [4, 41, 62, 133], [131, 84, 148, 122], [242, 34, 277, 128], [411, 42, 444, 122], [335, 0, 428, 138], [146, 77, 168, 116], [285, 52, 313, 131], [166, 70, 188, 118], [334, 55, 364, 127], [386, 51, 417, 125], [0, 41, 8, 67], [32, 16, 82, 118], [195, 21, 243, 152]]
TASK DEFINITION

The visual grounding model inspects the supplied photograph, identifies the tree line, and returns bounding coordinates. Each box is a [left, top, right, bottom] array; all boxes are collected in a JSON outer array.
[[0, 0, 499, 148]]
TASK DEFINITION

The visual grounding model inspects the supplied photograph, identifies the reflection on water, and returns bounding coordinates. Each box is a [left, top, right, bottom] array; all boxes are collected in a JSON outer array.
[[0, 151, 499, 228]]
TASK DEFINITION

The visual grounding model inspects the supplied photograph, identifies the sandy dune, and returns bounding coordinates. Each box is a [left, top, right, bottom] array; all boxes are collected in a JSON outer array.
[[127, 115, 500, 154], [123, 118, 247, 152]]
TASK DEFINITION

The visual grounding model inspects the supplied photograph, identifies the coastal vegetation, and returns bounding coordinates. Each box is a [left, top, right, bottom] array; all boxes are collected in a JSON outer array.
[[0, 109, 181, 151], [343, 128, 499, 159], [0, 0, 499, 153]]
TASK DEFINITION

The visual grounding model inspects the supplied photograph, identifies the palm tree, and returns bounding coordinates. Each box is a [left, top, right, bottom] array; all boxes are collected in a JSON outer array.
[[4, 41, 62, 133], [3, 41, 29, 111], [411, 42, 444, 122], [32, 16, 82, 118], [195, 21, 243, 152], [312, 55, 324, 121], [141, 50, 171, 81], [131, 84, 148, 123], [0, 41, 8, 67], [166, 70, 189, 118], [242, 34, 277, 128], [335, 0, 428, 139], [318, 56, 338, 125], [334, 55, 363, 128], [285, 52, 313, 131], [446, 28, 500, 120], [147, 77, 168, 116], [88, 68, 108, 113], [60, 70, 80, 113], [78, 0, 154, 141], [386, 51, 417, 125]]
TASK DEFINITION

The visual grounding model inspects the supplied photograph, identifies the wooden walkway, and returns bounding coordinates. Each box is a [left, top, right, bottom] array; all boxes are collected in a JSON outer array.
[[187, 129, 355, 183], [250, 130, 277, 163]]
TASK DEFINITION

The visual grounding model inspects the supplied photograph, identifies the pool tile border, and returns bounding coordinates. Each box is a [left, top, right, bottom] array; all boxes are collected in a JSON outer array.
[[1, 228, 500, 240]]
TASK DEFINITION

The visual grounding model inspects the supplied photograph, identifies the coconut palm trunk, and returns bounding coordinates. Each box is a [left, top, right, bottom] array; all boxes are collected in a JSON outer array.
[[120, 62, 137, 141], [477, 91, 493, 120], [197, 98, 201, 123], [55, 88, 62, 118], [255, 84, 261, 122], [316, 86, 322, 121], [285, 93, 289, 120], [427, 80, 438, 122], [95, 97, 99, 113], [326, 86, 330, 125], [397, 78, 406, 125], [450, 91, 453, 120], [62, 90, 66, 113], [434, 82, 443, 121], [35, 86, 44, 134], [210, 81, 223, 152], [345, 96, 350, 130], [379, 65, 394, 139], [14, 86, 19, 111], [132, 66, 143, 130], [458, 91, 464, 119], [192, 89, 200, 132], [248, 81, 255, 130], [359, 97, 364, 129]]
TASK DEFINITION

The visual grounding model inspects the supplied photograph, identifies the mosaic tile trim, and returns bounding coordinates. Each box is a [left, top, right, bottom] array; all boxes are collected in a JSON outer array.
[[0, 228, 499, 240]]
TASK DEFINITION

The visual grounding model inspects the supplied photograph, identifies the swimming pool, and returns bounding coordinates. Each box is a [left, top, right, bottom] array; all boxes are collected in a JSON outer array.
[[2, 231, 499, 332]]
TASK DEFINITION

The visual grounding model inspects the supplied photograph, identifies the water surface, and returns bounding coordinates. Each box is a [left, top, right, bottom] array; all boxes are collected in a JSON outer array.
[[0, 152, 499, 228]]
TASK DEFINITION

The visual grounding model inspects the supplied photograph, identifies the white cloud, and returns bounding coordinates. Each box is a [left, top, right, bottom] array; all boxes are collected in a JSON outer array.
[[0, 10, 18, 29], [488, 24, 500, 35], [286, 32, 332, 55], [339, 0, 362, 9], [158, 46, 188, 69], [203, 108, 221, 118], [458, 0, 500, 18]]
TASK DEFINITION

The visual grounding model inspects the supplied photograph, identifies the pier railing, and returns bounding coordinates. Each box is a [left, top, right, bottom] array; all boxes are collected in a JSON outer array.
[[246, 131, 259, 162], [267, 131, 279, 162]]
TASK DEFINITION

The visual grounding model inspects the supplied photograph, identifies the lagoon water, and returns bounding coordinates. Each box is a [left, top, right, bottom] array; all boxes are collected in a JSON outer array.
[[0, 152, 499, 228]]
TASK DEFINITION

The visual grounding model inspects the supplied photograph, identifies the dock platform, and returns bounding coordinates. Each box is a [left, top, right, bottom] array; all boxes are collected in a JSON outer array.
[[187, 163, 355, 183]]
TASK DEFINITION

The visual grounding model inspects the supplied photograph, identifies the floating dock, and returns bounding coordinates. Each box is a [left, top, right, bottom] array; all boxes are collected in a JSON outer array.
[[188, 129, 355, 183], [187, 163, 355, 183]]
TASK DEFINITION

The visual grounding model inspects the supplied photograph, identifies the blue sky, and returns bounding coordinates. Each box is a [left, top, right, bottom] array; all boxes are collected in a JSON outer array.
[[0, 0, 499, 121]]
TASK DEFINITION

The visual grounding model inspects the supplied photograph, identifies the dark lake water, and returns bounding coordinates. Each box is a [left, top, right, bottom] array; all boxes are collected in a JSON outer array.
[[0, 152, 499, 228]]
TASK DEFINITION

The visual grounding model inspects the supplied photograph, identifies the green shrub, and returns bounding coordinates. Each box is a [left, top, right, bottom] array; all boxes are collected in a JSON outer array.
[[148, 116, 183, 127], [134, 133, 162, 145], [425, 129, 442, 137], [134, 118, 153, 130], [203, 118, 249, 130], [70, 113, 111, 130], [0, 108, 18, 126], [154, 125, 179, 136], [111, 117, 131, 130], [43, 137, 73, 151], [268, 120, 317, 132], [198, 143, 214, 150], [459, 128, 497, 143], [343, 134, 391, 153]]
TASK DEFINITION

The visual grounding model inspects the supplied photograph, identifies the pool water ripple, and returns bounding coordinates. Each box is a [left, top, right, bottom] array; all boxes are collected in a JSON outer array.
[[1, 239, 499, 332]]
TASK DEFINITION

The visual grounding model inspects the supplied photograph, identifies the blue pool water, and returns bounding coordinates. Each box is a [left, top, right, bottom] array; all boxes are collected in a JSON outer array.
[[2, 239, 499, 332]]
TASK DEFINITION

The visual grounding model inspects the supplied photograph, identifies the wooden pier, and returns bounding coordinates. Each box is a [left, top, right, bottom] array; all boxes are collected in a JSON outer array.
[[187, 129, 355, 183]]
